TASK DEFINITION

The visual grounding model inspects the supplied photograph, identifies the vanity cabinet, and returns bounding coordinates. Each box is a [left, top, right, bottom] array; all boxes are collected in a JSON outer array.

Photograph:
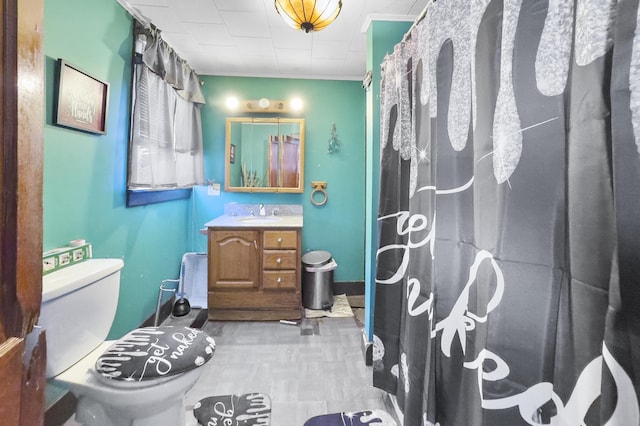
[[207, 227, 302, 320]]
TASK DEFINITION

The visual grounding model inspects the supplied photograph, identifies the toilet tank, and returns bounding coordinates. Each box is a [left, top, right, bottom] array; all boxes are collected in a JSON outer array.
[[40, 258, 124, 379]]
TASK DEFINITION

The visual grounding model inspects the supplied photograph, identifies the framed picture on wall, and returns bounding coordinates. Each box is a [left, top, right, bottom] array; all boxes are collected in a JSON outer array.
[[54, 59, 109, 135], [230, 144, 236, 164]]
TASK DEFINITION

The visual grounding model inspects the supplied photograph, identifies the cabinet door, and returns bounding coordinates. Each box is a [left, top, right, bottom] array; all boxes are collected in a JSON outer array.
[[209, 230, 259, 290]]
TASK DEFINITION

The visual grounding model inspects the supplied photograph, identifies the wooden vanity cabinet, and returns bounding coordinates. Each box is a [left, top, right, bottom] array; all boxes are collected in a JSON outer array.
[[208, 227, 302, 320]]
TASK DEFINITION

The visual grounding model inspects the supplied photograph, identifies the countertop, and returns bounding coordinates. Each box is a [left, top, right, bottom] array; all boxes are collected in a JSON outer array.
[[204, 214, 303, 228]]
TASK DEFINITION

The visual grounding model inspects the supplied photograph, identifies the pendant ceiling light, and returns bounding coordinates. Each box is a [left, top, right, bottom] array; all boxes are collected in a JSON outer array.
[[274, 0, 342, 33]]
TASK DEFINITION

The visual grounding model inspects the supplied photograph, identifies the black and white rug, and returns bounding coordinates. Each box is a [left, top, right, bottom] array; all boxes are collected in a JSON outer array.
[[304, 410, 397, 425], [193, 393, 271, 425]]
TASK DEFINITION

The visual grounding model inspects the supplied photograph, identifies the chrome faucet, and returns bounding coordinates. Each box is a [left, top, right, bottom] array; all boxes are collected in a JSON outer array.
[[249, 209, 255, 216], [271, 208, 279, 216], [259, 204, 266, 216]]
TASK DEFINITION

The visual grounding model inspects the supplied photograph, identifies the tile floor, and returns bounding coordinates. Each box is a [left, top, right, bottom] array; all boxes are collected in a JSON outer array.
[[185, 317, 390, 425], [62, 312, 394, 425]]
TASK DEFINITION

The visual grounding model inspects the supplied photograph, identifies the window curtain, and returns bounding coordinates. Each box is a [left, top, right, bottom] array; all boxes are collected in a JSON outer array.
[[374, 1, 640, 425], [128, 22, 205, 189]]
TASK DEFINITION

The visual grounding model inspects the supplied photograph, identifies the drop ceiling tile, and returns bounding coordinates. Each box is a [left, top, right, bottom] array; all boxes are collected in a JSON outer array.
[[344, 51, 366, 73], [215, 0, 266, 12], [367, 0, 418, 14], [179, 23, 232, 46], [311, 40, 350, 60], [126, 0, 171, 7], [221, 10, 271, 38], [235, 37, 275, 56], [175, 0, 223, 24], [343, 62, 366, 80], [118, 0, 430, 80], [311, 57, 344, 74], [271, 29, 313, 50], [160, 32, 200, 55], [242, 60, 280, 74], [348, 32, 367, 53], [276, 49, 312, 68], [135, 6, 172, 29]]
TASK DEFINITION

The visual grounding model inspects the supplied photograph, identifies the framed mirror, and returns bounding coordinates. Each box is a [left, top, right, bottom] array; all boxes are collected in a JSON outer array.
[[225, 117, 305, 193]]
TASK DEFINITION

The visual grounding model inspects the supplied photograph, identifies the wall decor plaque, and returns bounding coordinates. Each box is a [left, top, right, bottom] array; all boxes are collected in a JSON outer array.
[[54, 59, 109, 134]]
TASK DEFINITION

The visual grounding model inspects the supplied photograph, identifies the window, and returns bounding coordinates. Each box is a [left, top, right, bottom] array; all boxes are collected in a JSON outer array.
[[126, 22, 205, 206]]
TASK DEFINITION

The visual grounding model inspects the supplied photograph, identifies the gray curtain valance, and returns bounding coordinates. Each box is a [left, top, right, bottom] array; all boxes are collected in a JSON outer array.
[[136, 22, 205, 105]]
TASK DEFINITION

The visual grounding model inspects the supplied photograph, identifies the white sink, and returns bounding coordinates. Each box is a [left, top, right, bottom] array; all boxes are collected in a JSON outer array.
[[237, 217, 281, 224], [205, 214, 302, 228]]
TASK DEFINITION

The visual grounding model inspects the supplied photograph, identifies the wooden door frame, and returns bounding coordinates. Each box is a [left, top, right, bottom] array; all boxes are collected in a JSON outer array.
[[1, 0, 46, 424]]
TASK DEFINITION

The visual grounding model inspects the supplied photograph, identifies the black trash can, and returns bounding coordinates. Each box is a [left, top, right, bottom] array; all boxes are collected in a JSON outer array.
[[301, 250, 337, 310]]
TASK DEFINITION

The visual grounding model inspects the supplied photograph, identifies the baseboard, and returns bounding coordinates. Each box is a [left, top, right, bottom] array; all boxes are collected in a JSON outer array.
[[141, 296, 174, 327], [333, 280, 364, 296], [44, 390, 77, 426]]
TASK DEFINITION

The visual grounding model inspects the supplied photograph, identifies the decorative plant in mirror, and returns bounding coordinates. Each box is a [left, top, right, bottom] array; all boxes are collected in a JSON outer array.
[[328, 123, 340, 154], [241, 162, 264, 187]]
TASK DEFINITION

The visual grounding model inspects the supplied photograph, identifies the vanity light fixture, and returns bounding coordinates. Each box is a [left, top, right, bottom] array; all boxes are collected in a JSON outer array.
[[225, 96, 239, 110], [225, 98, 304, 113], [290, 97, 303, 111], [274, 0, 342, 33], [258, 98, 271, 109]]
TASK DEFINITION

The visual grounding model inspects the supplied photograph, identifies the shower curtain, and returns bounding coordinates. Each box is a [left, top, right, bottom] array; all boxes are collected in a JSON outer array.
[[374, 1, 640, 425]]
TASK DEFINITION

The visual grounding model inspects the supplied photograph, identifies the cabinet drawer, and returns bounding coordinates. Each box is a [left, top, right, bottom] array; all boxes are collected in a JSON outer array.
[[263, 250, 297, 269], [263, 230, 297, 249], [262, 270, 297, 290]]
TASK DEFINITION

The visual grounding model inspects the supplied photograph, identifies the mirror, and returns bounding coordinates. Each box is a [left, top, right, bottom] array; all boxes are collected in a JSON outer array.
[[225, 117, 305, 193]]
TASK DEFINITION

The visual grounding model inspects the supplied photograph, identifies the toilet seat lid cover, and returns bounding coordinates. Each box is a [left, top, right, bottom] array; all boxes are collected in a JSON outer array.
[[94, 326, 215, 381]]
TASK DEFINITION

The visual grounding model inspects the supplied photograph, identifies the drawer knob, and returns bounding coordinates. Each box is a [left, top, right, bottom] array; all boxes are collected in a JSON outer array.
[[276, 258, 282, 263], [277, 237, 283, 243], [277, 277, 282, 283]]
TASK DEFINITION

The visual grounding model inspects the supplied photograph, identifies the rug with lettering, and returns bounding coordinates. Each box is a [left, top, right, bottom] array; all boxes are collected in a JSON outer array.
[[304, 410, 397, 426], [193, 393, 271, 426]]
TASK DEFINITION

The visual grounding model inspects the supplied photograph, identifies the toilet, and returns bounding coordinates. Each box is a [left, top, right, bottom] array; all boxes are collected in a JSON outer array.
[[40, 258, 215, 426]]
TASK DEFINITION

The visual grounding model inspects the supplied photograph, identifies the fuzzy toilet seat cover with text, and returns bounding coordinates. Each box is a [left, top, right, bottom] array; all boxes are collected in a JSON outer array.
[[95, 326, 215, 381]]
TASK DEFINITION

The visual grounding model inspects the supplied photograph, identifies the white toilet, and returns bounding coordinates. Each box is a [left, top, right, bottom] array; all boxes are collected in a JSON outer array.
[[40, 258, 213, 426]]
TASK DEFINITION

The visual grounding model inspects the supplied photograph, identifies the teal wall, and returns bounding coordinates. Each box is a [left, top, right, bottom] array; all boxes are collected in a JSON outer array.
[[43, 0, 190, 338], [42, 0, 385, 340], [364, 20, 413, 340], [191, 76, 366, 282]]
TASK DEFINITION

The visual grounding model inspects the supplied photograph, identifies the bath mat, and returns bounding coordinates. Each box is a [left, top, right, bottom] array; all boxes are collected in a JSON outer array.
[[304, 410, 397, 425], [193, 393, 271, 425], [305, 293, 354, 318]]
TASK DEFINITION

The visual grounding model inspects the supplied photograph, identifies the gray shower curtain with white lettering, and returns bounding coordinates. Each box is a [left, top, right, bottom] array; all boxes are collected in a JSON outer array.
[[374, 1, 640, 425]]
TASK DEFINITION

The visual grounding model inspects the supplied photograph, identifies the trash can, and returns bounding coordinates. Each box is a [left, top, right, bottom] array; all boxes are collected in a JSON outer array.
[[301, 250, 337, 310]]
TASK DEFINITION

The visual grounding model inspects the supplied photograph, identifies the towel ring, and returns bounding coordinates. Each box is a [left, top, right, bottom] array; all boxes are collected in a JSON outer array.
[[310, 181, 328, 206]]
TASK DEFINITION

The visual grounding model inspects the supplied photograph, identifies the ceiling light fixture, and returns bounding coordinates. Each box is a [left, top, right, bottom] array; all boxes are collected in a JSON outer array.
[[274, 0, 342, 33]]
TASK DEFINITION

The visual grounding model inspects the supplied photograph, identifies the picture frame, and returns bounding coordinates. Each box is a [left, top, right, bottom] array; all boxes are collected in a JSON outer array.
[[54, 59, 109, 134], [230, 144, 236, 164]]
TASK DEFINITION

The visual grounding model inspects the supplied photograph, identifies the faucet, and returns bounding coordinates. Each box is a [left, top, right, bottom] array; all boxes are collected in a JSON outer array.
[[249, 208, 255, 216], [259, 204, 266, 216], [271, 208, 279, 216]]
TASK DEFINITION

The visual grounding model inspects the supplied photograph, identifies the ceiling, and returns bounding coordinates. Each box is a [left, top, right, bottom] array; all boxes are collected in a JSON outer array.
[[116, 0, 429, 81]]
